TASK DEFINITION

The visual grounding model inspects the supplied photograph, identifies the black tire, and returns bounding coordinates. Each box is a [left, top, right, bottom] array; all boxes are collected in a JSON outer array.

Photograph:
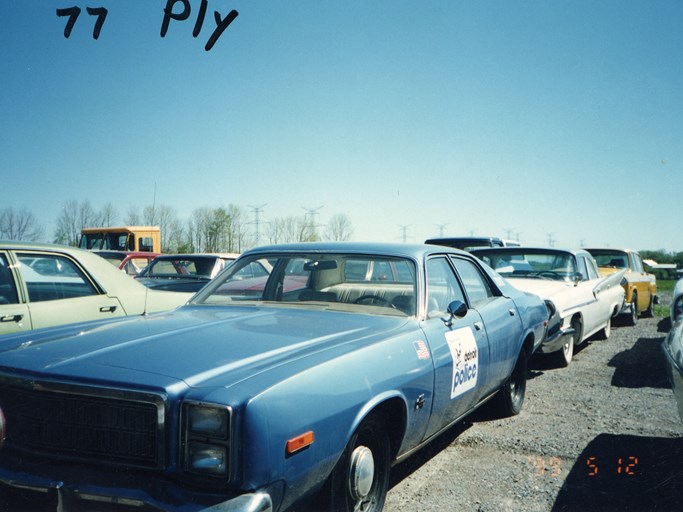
[[643, 295, 654, 318], [322, 414, 391, 512], [626, 293, 638, 326], [496, 349, 527, 416]]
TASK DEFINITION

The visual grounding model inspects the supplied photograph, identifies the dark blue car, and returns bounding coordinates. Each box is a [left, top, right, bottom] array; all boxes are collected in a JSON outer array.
[[0, 243, 548, 512]]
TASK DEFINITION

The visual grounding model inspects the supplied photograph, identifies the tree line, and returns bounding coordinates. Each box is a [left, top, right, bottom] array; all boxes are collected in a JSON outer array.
[[0, 201, 354, 253]]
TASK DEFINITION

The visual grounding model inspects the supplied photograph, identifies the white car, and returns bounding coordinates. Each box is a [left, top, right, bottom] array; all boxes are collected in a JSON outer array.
[[0, 242, 192, 335], [471, 247, 625, 367]]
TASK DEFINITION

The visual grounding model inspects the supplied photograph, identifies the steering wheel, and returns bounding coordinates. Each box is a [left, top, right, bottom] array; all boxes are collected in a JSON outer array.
[[536, 271, 561, 279], [353, 295, 394, 307]]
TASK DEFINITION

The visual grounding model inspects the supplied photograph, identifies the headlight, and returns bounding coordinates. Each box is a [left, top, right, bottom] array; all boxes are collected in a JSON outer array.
[[182, 401, 232, 478], [188, 404, 229, 438], [187, 442, 227, 476]]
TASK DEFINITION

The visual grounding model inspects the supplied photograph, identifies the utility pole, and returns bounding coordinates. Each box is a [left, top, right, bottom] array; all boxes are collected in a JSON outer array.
[[398, 225, 410, 243], [248, 204, 267, 247], [302, 206, 324, 240], [434, 224, 448, 237]]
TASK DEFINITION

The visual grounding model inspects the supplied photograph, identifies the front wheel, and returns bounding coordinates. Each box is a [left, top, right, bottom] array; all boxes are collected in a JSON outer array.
[[322, 414, 391, 512], [495, 349, 527, 416], [553, 317, 581, 367]]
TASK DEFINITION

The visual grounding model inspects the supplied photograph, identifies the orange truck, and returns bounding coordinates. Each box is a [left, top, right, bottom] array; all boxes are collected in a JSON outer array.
[[79, 226, 161, 253]]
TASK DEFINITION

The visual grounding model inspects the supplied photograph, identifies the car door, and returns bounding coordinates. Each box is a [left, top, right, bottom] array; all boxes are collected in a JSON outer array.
[[15, 252, 125, 330], [0, 252, 32, 334], [573, 255, 606, 336], [450, 255, 524, 396], [630, 252, 653, 310], [420, 256, 491, 440]]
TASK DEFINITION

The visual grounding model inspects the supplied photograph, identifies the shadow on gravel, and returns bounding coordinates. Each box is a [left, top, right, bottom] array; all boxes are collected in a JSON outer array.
[[552, 433, 683, 512], [608, 337, 670, 389], [658, 317, 672, 333], [388, 420, 472, 489]]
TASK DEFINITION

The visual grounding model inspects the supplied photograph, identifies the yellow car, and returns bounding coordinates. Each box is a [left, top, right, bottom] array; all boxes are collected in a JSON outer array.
[[586, 248, 657, 325]]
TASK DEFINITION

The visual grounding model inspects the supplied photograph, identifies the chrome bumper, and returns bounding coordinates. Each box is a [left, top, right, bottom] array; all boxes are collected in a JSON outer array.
[[540, 325, 576, 354], [0, 469, 273, 512]]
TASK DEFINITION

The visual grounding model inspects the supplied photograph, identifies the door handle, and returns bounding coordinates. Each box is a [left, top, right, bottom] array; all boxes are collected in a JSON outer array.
[[1, 314, 23, 323], [474, 321, 483, 331], [508, 308, 516, 316], [100, 306, 118, 313]]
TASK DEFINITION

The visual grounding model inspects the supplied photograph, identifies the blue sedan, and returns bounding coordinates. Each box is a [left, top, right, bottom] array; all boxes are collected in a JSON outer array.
[[0, 243, 548, 512]]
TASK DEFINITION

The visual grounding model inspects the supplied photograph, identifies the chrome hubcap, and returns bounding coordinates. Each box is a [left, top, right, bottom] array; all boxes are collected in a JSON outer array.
[[348, 445, 374, 501]]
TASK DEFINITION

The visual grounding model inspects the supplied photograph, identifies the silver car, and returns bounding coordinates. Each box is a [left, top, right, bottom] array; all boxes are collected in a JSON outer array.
[[662, 278, 683, 421]]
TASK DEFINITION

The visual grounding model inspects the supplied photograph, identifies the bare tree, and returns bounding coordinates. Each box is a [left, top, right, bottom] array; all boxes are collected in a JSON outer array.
[[53, 200, 111, 246], [324, 213, 354, 241], [124, 207, 141, 226], [54, 200, 81, 246], [99, 202, 119, 227], [142, 203, 179, 252], [267, 215, 319, 243], [186, 205, 245, 253], [0, 207, 44, 241]]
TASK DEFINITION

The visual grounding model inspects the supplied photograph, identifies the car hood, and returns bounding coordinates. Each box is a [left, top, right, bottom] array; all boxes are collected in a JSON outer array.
[[0, 306, 408, 391]]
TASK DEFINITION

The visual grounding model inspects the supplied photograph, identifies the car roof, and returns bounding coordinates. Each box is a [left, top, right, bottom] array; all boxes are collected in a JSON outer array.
[[470, 246, 592, 257], [95, 250, 160, 257], [152, 253, 239, 259], [425, 236, 503, 243], [242, 242, 470, 260], [584, 248, 640, 254]]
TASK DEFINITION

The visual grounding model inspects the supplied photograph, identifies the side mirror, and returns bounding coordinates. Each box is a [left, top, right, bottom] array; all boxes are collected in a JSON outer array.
[[572, 272, 583, 285], [442, 300, 468, 327]]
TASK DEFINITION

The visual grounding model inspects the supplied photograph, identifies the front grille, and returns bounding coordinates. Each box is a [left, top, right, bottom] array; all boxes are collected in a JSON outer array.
[[0, 382, 164, 469]]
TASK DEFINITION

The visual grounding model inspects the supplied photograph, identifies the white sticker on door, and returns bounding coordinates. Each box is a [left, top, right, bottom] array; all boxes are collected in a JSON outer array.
[[446, 327, 479, 399]]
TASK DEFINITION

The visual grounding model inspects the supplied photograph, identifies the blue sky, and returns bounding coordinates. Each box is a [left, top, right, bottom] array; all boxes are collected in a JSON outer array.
[[2, 1, 682, 250]]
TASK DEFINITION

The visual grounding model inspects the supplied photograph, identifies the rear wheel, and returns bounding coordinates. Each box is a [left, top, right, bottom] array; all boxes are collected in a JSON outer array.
[[643, 295, 654, 318], [597, 318, 611, 340], [496, 349, 527, 416], [626, 293, 639, 326], [323, 414, 391, 512]]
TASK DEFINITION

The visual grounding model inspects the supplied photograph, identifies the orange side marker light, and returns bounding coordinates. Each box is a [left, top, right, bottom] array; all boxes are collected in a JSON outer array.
[[286, 431, 315, 454]]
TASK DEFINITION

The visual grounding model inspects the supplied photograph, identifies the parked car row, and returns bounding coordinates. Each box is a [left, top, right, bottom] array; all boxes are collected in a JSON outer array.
[[0, 239, 667, 512], [428, 237, 660, 363], [0, 242, 549, 511]]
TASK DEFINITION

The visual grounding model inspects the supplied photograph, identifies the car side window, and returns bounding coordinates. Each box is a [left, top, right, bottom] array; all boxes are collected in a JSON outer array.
[[585, 257, 599, 280], [632, 254, 644, 273], [0, 255, 19, 305], [450, 257, 494, 307], [16, 253, 97, 302], [426, 257, 466, 319]]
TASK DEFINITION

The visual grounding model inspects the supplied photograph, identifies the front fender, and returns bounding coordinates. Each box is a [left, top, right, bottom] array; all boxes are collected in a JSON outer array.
[[233, 332, 434, 511]]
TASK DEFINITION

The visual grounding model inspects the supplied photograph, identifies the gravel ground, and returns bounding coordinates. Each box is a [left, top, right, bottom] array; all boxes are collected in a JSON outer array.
[[384, 290, 683, 512]]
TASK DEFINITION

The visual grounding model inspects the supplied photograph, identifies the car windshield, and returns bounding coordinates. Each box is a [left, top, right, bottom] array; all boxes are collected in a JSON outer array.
[[144, 257, 215, 279], [588, 250, 629, 269], [475, 250, 577, 281], [192, 253, 417, 317]]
